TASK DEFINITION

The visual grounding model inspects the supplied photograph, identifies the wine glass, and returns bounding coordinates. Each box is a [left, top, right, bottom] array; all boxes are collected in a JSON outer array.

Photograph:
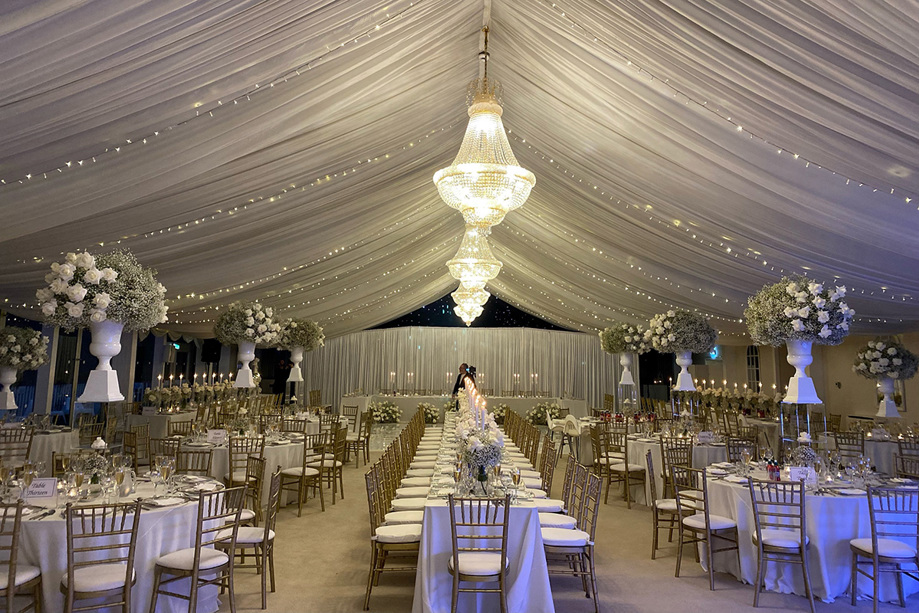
[[510, 467, 521, 498], [20, 468, 35, 501], [740, 448, 753, 476], [114, 466, 127, 500], [73, 470, 85, 498]]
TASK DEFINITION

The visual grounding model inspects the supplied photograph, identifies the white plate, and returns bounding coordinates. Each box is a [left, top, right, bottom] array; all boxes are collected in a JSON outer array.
[[709, 442, 726, 446], [890, 478, 915, 484], [143, 497, 186, 507], [725, 475, 749, 484], [837, 488, 865, 496], [708, 468, 728, 476]]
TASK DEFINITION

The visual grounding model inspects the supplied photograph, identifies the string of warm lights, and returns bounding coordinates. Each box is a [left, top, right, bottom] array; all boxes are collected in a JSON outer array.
[[0, 0, 430, 190], [506, 131, 917, 306], [536, 0, 918, 208]]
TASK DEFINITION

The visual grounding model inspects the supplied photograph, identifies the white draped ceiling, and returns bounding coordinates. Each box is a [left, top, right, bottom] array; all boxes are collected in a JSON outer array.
[[1, 0, 918, 340]]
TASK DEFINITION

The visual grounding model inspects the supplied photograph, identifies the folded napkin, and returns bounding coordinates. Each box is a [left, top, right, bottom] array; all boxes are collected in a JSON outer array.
[[145, 497, 185, 507], [725, 476, 748, 484]]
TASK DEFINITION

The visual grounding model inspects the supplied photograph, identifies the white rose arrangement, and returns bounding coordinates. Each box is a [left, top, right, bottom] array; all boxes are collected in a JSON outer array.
[[214, 301, 281, 346], [526, 401, 562, 425], [744, 275, 854, 346], [370, 400, 402, 423], [644, 310, 717, 353], [276, 317, 324, 351], [418, 402, 439, 424], [599, 322, 649, 354], [0, 327, 50, 371], [853, 339, 918, 380], [37, 250, 167, 331]]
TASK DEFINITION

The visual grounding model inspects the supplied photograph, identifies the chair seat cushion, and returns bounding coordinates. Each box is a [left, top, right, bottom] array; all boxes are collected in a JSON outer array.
[[61, 563, 134, 592], [390, 498, 427, 511], [346, 433, 360, 441], [384, 510, 424, 525], [413, 452, 439, 459], [306, 460, 342, 469], [683, 513, 736, 531], [655, 498, 679, 512], [522, 477, 543, 488], [406, 469, 434, 477], [850, 537, 917, 559], [533, 498, 565, 513], [539, 513, 578, 529], [542, 527, 590, 547], [157, 547, 229, 571], [609, 462, 645, 473], [417, 443, 440, 449], [0, 563, 40, 589], [281, 466, 320, 477], [217, 526, 275, 545], [410, 461, 436, 469], [755, 528, 808, 549], [395, 486, 430, 498], [239, 508, 256, 522], [528, 489, 548, 499], [519, 469, 540, 479], [401, 477, 432, 487], [224, 470, 247, 483], [375, 523, 422, 544], [449, 552, 508, 576]]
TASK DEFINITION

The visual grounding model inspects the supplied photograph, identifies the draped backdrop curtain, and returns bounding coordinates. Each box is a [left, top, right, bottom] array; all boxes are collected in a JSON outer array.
[[296, 326, 633, 411]]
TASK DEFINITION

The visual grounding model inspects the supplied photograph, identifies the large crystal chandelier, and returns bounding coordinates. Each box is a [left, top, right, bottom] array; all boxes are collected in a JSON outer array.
[[436, 26, 534, 325]]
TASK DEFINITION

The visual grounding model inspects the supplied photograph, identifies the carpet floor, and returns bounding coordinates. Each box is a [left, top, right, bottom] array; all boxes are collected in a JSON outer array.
[[216, 451, 911, 613]]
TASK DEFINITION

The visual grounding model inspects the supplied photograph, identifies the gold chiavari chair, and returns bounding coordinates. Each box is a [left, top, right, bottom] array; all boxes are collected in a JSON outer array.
[[542, 470, 602, 612], [897, 440, 919, 457], [104, 416, 118, 445], [895, 454, 919, 479], [149, 438, 180, 461], [257, 414, 282, 435], [77, 416, 103, 446], [748, 479, 815, 613], [122, 431, 140, 472], [646, 451, 688, 560], [61, 501, 142, 613], [538, 456, 581, 530], [346, 411, 373, 469], [603, 429, 645, 508], [176, 448, 213, 477], [225, 435, 265, 488], [280, 418, 306, 434], [241, 455, 266, 526], [149, 487, 246, 613], [281, 432, 326, 515], [834, 431, 866, 464], [308, 426, 347, 504], [218, 468, 282, 609], [603, 394, 615, 412], [0, 428, 34, 467], [849, 486, 919, 613], [341, 405, 359, 432], [660, 437, 693, 499], [167, 420, 195, 437], [130, 423, 150, 466], [308, 390, 322, 408], [0, 501, 42, 613], [726, 437, 758, 464], [447, 495, 511, 613]]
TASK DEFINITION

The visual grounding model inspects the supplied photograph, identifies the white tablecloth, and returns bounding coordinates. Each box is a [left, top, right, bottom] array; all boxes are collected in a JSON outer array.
[[126, 412, 197, 439], [210, 440, 304, 500], [412, 499, 554, 613], [20, 484, 219, 613], [30, 430, 80, 469], [345, 396, 588, 423], [740, 417, 781, 455], [627, 438, 728, 505], [706, 478, 919, 602]]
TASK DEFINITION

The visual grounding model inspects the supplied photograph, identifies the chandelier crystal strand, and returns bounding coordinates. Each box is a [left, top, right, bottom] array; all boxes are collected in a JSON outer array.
[[435, 26, 535, 325]]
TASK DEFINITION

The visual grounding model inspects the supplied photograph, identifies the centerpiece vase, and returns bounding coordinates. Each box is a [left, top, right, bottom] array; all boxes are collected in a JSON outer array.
[[618, 353, 634, 386], [0, 366, 18, 411], [876, 376, 899, 418], [476, 465, 489, 496], [783, 339, 821, 404], [234, 341, 257, 388], [78, 319, 125, 403], [673, 350, 698, 391], [287, 346, 304, 383]]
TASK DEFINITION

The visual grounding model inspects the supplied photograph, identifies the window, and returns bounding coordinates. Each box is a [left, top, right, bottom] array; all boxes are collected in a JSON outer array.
[[746, 345, 761, 388]]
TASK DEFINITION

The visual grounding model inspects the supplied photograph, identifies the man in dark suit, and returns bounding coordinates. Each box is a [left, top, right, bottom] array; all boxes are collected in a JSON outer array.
[[452, 363, 471, 397]]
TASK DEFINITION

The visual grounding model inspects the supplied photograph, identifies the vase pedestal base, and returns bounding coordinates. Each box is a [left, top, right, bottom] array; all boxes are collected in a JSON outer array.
[[673, 372, 696, 392], [235, 368, 255, 388], [78, 370, 124, 403], [783, 376, 821, 405], [0, 391, 16, 411], [877, 398, 899, 418]]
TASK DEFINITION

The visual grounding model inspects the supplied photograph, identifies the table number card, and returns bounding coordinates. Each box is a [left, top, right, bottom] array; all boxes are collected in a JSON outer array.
[[207, 429, 227, 445], [142, 406, 158, 416], [25, 478, 57, 500], [788, 466, 816, 485]]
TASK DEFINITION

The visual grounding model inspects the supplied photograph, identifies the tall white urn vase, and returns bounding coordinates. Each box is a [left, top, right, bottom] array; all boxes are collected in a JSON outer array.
[[618, 353, 634, 386], [0, 366, 18, 411], [78, 319, 125, 403], [673, 350, 697, 391], [783, 339, 822, 404], [876, 376, 899, 418], [287, 346, 304, 383], [234, 341, 257, 388]]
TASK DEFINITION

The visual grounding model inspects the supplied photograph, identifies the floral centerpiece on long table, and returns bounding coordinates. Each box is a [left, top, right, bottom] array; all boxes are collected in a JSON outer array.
[[454, 382, 504, 495]]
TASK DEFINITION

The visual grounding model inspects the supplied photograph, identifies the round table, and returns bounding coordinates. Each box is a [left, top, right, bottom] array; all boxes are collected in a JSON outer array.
[[19, 482, 222, 613], [627, 436, 728, 505], [706, 472, 919, 603], [30, 429, 80, 469], [210, 439, 305, 500]]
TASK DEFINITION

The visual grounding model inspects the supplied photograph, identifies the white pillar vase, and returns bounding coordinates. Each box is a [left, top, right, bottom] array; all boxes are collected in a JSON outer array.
[[234, 341, 257, 388], [0, 366, 18, 411], [783, 339, 822, 404], [876, 376, 899, 418], [288, 346, 304, 383], [673, 350, 697, 391], [78, 319, 125, 403], [618, 353, 634, 386]]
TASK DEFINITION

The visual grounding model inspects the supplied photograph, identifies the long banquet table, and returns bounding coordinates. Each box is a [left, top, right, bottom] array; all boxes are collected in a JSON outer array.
[[342, 395, 588, 422], [705, 473, 919, 603]]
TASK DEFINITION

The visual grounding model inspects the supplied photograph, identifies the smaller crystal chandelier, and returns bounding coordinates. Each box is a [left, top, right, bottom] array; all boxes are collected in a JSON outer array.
[[453, 302, 484, 326], [451, 284, 490, 326], [446, 226, 502, 290]]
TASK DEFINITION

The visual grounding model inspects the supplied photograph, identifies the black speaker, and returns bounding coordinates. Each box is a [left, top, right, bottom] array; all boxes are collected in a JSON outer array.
[[202, 338, 222, 363]]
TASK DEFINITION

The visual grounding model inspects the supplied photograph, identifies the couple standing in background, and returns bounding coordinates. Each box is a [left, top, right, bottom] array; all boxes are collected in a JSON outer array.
[[451, 363, 476, 410]]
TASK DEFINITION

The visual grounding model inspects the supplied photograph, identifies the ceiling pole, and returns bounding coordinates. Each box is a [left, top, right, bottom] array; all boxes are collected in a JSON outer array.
[[480, 0, 492, 81]]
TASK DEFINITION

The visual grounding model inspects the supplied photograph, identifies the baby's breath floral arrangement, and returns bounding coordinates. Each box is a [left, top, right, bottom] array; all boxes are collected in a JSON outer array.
[[853, 339, 918, 381], [214, 301, 281, 346], [419, 402, 439, 424], [370, 400, 402, 424], [37, 250, 167, 332], [599, 322, 649, 354], [526, 401, 562, 426], [276, 317, 324, 351], [744, 275, 854, 346], [0, 327, 50, 371], [644, 310, 717, 353], [492, 403, 508, 425]]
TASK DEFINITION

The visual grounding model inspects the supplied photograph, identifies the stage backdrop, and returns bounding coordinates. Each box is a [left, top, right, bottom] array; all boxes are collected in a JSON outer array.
[[295, 326, 636, 411]]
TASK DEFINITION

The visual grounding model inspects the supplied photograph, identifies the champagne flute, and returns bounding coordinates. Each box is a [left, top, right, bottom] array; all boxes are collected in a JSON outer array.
[[740, 448, 752, 476], [511, 467, 521, 494], [114, 466, 126, 499], [20, 468, 35, 501]]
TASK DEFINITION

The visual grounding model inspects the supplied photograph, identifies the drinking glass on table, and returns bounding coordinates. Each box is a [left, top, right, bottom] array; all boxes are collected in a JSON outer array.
[[20, 468, 35, 501], [510, 467, 521, 502], [0, 462, 9, 502], [114, 465, 127, 499], [73, 470, 85, 498], [740, 448, 753, 476]]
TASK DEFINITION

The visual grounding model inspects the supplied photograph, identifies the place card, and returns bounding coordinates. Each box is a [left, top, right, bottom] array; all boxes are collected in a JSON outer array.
[[788, 466, 816, 484], [207, 429, 227, 445], [25, 478, 57, 500], [142, 406, 158, 416]]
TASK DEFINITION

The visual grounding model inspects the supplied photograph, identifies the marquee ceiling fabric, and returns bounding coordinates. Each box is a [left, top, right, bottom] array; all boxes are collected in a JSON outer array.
[[1, 0, 918, 341]]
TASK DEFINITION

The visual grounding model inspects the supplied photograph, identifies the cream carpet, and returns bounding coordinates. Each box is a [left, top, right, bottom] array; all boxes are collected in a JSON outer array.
[[216, 453, 906, 613]]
